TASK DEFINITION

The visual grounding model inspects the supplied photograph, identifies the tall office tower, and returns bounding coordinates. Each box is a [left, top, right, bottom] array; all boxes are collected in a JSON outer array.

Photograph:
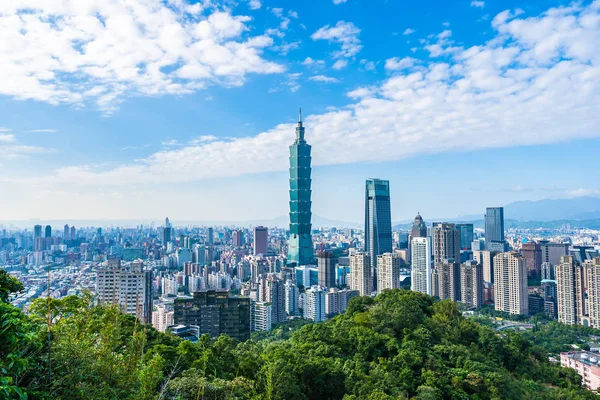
[[585, 258, 600, 328], [540, 241, 569, 266], [285, 280, 299, 315], [304, 286, 326, 322], [162, 225, 172, 247], [70, 226, 76, 240], [318, 251, 336, 288], [44, 225, 52, 238], [287, 110, 314, 266], [456, 224, 474, 250], [541, 262, 554, 280], [251, 301, 273, 332], [473, 250, 494, 283], [34, 225, 42, 239], [253, 226, 268, 256], [411, 213, 427, 238], [174, 290, 250, 341], [494, 252, 528, 315], [432, 259, 460, 301], [349, 252, 372, 296], [207, 227, 214, 245], [461, 261, 484, 309], [432, 223, 460, 264], [258, 275, 286, 323], [377, 253, 401, 291], [411, 237, 432, 295], [556, 256, 586, 326], [364, 178, 392, 291], [522, 241, 542, 277], [484, 207, 505, 250], [63, 224, 70, 241], [96, 259, 153, 323], [232, 230, 243, 247]]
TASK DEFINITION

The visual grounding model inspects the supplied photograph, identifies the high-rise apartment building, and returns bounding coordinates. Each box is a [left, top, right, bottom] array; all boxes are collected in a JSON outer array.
[[411, 237, 432, 295], [460, 261, 484, 309], [63, 224, 70, 241], [556, 255, 586, 326], [174, 289, 250, 341], [376, 253, 401, 291], [494, 252, 528, 315], [585, 258, 600, 328], [284, 280, 299, 316], [258, 275, 286, 324], [473, 250, 494, 283], [456, 224, 474, 250], [96, 258, 153, 323], [70, 226, 76, 240], [304, 285, 326, 322], [432, 259, 461, 302], [318, 251, 336, 288], [152, 304, 174, 332], [432, 223, 460, 264], [232, 230, 243, 247], [287, 110, 314, 266], [364, 178, 392, 291], [251, 301, 272, 332], [484, 207, 504, 251], [349, 252, 372, 296], [253, 226, 268, 255], [522, 241, 542, 277]]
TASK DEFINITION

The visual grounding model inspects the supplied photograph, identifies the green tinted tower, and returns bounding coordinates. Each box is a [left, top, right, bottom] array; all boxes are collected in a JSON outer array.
[[288, 109, 314, 266]]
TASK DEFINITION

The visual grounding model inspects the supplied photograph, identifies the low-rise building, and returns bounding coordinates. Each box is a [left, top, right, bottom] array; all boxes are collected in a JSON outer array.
[[561, 351, 600, 391]]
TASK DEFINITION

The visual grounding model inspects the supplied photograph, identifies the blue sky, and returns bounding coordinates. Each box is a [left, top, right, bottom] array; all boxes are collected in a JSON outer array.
[[0, 0, 599, 224]]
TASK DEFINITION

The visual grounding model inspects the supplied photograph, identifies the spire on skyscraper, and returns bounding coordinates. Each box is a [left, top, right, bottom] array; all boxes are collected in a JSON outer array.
[[298, 108, 302, 123]]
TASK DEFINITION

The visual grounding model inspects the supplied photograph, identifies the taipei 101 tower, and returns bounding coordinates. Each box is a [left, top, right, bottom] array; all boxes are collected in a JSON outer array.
[[287, 109, 315, 266]]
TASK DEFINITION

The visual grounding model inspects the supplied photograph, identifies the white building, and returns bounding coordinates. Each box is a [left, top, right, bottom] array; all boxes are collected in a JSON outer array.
[[251, 301, 272, 332], [411, 237, 432, 295], [304, 286, 326, 322], [325, 288, 359, 316], [377, 252, 402, 291], [349, 253, 372, 296], [285, 280, 299, 316], [152, 304, 174, 332], [494, 252, 528, 315]]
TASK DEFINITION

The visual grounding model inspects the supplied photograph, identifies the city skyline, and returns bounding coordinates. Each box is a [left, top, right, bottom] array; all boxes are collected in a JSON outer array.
[[1, 0, 600, 222]]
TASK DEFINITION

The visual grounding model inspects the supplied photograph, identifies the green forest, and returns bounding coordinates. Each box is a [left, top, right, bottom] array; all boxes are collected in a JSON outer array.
[[1, 270, 598, 399]]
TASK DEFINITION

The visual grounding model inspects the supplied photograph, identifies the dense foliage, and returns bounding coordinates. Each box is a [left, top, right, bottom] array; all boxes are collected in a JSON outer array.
[[1, 276, 598, 399]]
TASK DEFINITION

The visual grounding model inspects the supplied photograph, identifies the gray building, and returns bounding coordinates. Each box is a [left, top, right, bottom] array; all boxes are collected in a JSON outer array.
[[318, 251, 336, 289], [364, 178, 392, 291], [484, 207, 505, 250]]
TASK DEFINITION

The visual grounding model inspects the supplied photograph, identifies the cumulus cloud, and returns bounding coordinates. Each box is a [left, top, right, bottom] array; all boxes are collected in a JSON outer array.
[[309, 75, 340, 83], [302, 57, 325, 67], [4, 2, 600, 188], [471, 1, 485, 8], [248, 0, 262, 10], [311, 21, 362, 58], [385, 57, 417, 71], [403, 28, 416, 35], [333, 59, 349, 70], [0, 0, 284, 113]]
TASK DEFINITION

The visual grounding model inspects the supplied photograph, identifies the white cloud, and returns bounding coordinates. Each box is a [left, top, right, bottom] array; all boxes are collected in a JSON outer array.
[[248, 0, 262, 10], [333, 0, 348, 4], [403, 28, 415, 35], [471, 1, 485, 8], [309, 75, 340, 83], [271, 8, 284, 17], [0, 133, 16, 143], [311, 21, 362, 58], [24, 129, 57, 133], [5, 2, 600, 190], [0, 1, 284, 113], [272, 41, 301, 55], [302, 57, 325, 66], [385, 57, 417, 71], [361, 60, 376, 71], [190, 135, 219, 144], [568, 189, 600, 197], [0, 130, 51, 159], [333, 60, 349, 70]]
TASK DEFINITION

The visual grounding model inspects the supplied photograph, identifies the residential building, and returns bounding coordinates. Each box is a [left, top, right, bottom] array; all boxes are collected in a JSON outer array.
[[432, 223, 460, 264], [556, 255, 586, 326], [584, 258, 600, 328], [251, 301, 272, 332], [258, 275, 286, 323], [377, 252, 402, 291], [494, 252, 528, 315], [432, 259, 460, 302], [349, 252, 372, 296], [461, 261, 484, 308], [152, 304, 174, 332], [411, 237, 432, 295], [473, 250, 494, 283], [285, 280, 299, 315], [522, 241, 542, 277], [561, 351, 600, 391], [304, 285, 326, 322]]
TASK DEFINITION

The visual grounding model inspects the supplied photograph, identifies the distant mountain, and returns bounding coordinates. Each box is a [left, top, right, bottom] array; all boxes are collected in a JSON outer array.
[[503, 197, 600, 221]]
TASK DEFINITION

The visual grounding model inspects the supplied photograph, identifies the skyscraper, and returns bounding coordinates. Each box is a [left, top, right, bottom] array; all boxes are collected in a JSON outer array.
[[494, 252, 528, 315], [207, 227, 214, 245], [253, 226, 268, 255], [522, 241, 542, 277], [460, 261, 484, 309], [44, 225, 52, 238], [484, 207, 505, 250], [585, 258, 600, 328], [304, 286, 326, 322], [411, 213, 427, 238], [287, 109, 314, 266], [64, 224, 70, 241], [556, 255, 585, 326], [456, 223, 474, 250], [285, 280, 299, 316], [432, 223, 460, 264], [34, 224, 42, 238], [411, 237, 432, 295], [364, 178, 392, 291], [318, 251, 336, 288]]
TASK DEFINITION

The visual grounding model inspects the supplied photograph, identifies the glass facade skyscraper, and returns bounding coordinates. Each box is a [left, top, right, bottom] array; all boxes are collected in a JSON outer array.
[[364, 178, 392, 291], [287, 110, 314, 266], [484, 207, 505, 250]]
